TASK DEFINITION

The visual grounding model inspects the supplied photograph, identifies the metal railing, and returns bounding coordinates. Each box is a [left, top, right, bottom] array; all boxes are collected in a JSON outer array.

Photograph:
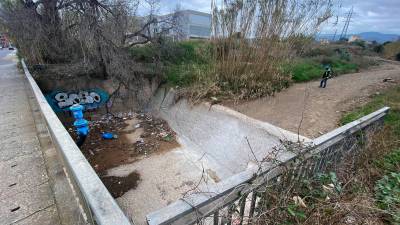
[[22, 60, 133, 225], [146, 106, 390, 225]]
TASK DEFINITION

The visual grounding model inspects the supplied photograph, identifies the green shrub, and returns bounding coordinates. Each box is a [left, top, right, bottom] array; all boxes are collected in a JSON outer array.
[[129, 44, 158, 63], [375, 172, 400, 223], [166, 63, 213, 87], [352, 40, 366, 49], [287, 59, 324, 82], [375, 149, 400, 173], [287, 204, 307, 221], [374, 44, 384, 53], [163, 41, 213, 86], [129, 40, 212, 64], [165, 64, 197, 86], [167, 40, 212, 64], [129, 40, 213, 87], [384, 41, 393, 46], [331, 59, 358, 74], [340, 86, 400, 135], [287, 56, 360, 82]]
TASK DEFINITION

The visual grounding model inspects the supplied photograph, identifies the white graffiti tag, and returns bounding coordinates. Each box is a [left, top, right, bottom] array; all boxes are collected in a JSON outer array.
[[55, 91, 101, 108]]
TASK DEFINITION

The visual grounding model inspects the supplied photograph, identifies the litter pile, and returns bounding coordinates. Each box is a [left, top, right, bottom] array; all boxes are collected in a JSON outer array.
[[133, 113, 179, 156], [64, 111, 179, 197]]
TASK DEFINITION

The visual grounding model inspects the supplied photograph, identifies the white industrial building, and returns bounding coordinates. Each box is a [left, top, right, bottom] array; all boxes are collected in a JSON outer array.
[[166, 10, 212, 40], [127, 10, 211, 45]]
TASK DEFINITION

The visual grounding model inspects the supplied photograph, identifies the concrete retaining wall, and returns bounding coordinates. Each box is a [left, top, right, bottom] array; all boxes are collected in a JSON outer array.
[[150, 87, 311, 180], [22, 60, 133, 225]]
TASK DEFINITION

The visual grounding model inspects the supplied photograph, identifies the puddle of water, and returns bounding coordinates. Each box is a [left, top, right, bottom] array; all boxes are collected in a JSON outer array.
[[101, 171, 140, 198]]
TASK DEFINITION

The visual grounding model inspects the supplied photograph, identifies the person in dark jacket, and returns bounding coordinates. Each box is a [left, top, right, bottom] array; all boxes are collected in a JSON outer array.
[[320, 66, 332, 88]]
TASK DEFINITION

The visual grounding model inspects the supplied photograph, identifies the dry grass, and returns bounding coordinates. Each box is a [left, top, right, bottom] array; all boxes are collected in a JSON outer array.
[[253, 82, 400, 224], [307, 127, 398, 225], [383, 42, 400, 61], [186, 0, 336, 101], [251, 126, 398, 225]]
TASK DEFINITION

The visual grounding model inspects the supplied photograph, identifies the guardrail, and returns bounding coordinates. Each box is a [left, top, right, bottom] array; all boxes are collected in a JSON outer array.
[[22, 60, 133, 225], [146, 106, 390, 225]]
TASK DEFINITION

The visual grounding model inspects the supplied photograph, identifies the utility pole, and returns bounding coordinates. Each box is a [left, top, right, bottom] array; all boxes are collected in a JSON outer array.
[[340, 6, 353, 40]]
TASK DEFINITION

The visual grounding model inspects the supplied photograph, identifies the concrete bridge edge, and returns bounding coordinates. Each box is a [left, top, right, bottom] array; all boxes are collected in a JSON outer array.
[[22, 66, 88, 225]]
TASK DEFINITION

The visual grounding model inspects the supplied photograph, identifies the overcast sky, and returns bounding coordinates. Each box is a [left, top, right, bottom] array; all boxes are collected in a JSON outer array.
[[155, 0, 400, 35]]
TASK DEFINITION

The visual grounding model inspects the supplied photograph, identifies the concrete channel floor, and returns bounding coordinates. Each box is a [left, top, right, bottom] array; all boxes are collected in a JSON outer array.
[[0, 50, 61, 225]]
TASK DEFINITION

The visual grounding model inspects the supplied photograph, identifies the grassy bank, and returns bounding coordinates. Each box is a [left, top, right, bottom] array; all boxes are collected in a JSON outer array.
[[129, 40, 212, 87], [340, 85, 400, 223], [130, 41, 379, 100], [341, 86, 400, 134], [286, 57, 359, 82], [163, 42, 378, 88], [287, 45, 378, 82]]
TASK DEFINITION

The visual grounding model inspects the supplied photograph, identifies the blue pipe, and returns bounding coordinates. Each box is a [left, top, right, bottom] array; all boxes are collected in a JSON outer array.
[[70, 104, 89, 147]]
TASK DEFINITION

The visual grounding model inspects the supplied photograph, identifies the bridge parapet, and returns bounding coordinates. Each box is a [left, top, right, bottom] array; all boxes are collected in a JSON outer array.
[[22, 60, 133, 225]]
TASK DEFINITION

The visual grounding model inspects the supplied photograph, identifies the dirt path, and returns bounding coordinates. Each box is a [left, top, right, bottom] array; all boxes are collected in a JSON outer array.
[[226, 60, 400, 138]]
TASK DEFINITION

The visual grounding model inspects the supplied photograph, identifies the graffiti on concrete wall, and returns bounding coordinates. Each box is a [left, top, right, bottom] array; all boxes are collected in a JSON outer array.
[[46, 89, 109, 112]]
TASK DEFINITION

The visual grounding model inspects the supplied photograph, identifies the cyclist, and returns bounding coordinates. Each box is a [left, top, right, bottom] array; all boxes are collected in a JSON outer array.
[[320, 66, 332, 88]]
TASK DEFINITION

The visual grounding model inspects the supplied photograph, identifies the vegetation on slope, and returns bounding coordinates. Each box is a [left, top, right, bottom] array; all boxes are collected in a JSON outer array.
[[382, 41, 400, 61], [340, 85, 400, 223], [286, 57, 360, 82], [339, 86, 400, 223], [131, 40, 379, 101], [252, 86, 400, 224], [288, 44, 379, 82]]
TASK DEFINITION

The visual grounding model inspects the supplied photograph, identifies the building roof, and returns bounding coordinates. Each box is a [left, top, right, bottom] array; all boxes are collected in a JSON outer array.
[[180, 9, 211, 17], [162, 9, 211, 18]]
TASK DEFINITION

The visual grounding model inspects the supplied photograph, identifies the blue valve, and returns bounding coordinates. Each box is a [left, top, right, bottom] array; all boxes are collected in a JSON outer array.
[[73, 119, 89, 136], [70, 104, 84, 119], [69, 104, 89, 147]]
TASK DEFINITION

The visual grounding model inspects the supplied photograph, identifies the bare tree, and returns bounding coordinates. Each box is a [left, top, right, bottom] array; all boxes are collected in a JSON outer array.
[[0, 0, 180, 107]]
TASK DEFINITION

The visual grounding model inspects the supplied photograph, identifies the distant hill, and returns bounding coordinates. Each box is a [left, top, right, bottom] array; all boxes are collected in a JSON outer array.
[[317, 32, 399, 43], [358, 32, 399, 43]]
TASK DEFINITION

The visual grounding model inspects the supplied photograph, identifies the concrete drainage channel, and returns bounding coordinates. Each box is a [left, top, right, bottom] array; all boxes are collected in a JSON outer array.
[[108, 87, 310, 224], [151, 88, 310, 179], [23, 60, 310, 225]]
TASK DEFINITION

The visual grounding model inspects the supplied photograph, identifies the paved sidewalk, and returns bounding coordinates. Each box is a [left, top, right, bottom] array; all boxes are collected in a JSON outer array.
[[0, 51, 61, 225]]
